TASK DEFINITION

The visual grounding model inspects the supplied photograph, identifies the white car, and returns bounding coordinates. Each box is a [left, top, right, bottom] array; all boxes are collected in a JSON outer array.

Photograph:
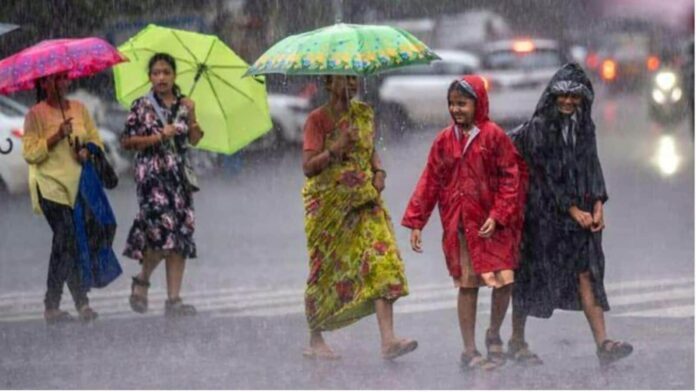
[[246, 93, 311, 150], [480, 39, 567, 124], [378, 49, 481, 126], [0, 96, 129, 194]]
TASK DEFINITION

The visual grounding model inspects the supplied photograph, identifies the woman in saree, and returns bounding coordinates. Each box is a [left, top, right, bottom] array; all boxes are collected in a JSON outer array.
[[301, 75, 416, 360]]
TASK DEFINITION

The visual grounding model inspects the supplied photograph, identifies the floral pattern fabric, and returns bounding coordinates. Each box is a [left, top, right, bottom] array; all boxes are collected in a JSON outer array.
[[302, 101, 408, 332], [122, 94, 196, 260]]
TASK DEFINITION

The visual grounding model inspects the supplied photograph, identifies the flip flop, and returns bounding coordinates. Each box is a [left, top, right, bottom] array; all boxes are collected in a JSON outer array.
[[382, 339, 418, 360]]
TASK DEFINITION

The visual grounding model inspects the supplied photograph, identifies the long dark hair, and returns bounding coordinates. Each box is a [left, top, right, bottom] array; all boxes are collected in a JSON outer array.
[[35, 77, 47, 103], [148, 52, 182, 97]]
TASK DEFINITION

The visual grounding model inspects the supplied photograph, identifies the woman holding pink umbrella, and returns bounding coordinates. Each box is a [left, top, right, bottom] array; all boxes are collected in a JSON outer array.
[[0, 37, 127, 324]]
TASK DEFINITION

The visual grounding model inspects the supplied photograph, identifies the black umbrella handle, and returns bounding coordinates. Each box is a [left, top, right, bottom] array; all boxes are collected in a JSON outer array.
[[0, 138, 13, 154]]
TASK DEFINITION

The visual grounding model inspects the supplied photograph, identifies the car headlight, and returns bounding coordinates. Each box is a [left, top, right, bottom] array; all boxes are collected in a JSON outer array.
[[671, 88, 683, 102], [652, 89, 666, 104], [655, 71, 677, 90]]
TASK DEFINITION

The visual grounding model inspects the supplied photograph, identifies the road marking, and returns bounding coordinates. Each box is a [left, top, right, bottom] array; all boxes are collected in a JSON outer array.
[[0, 278, 692, 323]]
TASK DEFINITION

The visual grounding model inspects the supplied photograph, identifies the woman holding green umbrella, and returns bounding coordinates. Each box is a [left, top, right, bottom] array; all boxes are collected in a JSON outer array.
[[121, 53, 204, 317], [301, 74, 416, 360], [247, 22, 440, 360]]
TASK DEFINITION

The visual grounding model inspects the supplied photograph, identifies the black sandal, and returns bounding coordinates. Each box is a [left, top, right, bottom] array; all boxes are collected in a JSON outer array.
[[129, 276, 150, 314], [460, 350, 499, 371], [485, 330, 507, 367], [165, 298, 197, 317], [508, 339, 543, 366], [78, 306, 98, 323], [597, 339, 633, 367], [44, 310, 75, 325]]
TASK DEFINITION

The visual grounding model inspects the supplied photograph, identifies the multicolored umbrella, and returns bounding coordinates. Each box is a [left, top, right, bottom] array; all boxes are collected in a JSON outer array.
[[246, 23, 440, 76], [0, 37, 127, 94], [113, 24, 272, 155]]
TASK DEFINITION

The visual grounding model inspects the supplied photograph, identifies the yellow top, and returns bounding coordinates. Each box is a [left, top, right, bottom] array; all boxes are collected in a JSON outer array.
[[22, 100, 103, 214]]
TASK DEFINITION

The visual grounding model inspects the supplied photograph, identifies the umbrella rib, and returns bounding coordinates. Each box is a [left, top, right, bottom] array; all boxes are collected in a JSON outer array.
[[207, 71, 254, 101], [203, 73, 227, 120], [170, 30, 200, 65]]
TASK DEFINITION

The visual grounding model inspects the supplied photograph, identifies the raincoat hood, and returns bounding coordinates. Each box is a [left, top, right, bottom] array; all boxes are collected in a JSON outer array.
[[533, 63, 595, 119], [448, 75, 490, 128]]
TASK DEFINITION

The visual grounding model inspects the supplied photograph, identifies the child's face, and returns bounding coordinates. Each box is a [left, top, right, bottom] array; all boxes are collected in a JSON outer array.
[[556, 93, 582, 115], [448, 89, 476, 126]]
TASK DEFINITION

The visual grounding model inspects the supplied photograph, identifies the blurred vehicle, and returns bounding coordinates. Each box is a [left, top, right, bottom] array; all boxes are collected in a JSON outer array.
[[246, 93, 311, 150], [480, 38, 567, 124], [378, 49, 480, 127], [0, 96, 28, 193], [0, 95, 129, 194], [648, 66, 687, 125], [583, 19, 684, 93]]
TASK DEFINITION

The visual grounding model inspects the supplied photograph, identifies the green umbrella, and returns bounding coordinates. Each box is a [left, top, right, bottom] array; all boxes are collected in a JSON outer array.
[[114, 24, 272, 155], [246, 23, 440, 76]]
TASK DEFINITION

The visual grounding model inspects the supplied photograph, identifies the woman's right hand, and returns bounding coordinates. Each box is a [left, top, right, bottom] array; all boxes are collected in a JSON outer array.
[[569, 206, 593, 229], [330, 124, 358, 157], [48, 117, 73, 148], [410, 229, 423, 253], [161, 124, 177, 140]]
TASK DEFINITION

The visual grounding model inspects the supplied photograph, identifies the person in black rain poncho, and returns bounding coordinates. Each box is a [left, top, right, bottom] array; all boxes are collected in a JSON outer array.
[[507, 63, 633, 367]]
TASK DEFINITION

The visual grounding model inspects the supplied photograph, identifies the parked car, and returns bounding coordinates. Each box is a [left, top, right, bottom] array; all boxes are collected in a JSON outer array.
[[479, 38, 568, 124], [246, 93, 311, 150], [0, 95, 129, 194], [378, 49, 480, 128]]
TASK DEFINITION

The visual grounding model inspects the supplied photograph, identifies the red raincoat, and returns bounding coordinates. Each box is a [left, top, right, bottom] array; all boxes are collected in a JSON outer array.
[[402, 75, 528, 278]]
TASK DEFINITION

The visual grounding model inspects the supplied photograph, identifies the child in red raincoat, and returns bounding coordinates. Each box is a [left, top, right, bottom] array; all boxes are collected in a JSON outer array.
[[402, 76, 527, 370]]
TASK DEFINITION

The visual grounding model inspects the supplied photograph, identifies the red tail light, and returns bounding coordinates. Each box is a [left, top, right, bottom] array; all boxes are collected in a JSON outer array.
[[601, 59, 617, 81], [646, 55, 660, 72], [10, 128, 23, 138], [586, 52, 600, 70]]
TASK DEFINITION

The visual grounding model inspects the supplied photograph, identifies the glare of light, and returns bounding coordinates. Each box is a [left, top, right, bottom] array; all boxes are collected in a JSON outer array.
[[480, 76, 490, 91], [646, 55, 660, 72], [512, 40, 535, 53], [601, 59, 617, 81], [671, 87, 683, 102], [653, 135, 681, 176], [586, 52, 600, 69], [652, 89, 666, 104], [655, 71, 677, 90]]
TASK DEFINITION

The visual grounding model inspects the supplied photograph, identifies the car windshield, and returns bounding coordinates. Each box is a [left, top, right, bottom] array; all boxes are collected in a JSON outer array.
[[484, 49, 562, 70], [0, 98, 27, 117]]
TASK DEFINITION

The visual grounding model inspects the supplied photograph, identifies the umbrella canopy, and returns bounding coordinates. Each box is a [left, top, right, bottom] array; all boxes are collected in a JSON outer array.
[[246, 23, 440, 77], [0, 37, 127, 94], [113, 24, 272, 155]]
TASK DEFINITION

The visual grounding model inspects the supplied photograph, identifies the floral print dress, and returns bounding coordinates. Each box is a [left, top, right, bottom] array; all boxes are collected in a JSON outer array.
[[302, 101, 408, 332], [122, 93, 197, 261]]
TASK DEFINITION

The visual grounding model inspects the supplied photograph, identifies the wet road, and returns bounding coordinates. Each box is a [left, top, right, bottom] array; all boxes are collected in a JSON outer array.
[[0, 87, 693, 388]]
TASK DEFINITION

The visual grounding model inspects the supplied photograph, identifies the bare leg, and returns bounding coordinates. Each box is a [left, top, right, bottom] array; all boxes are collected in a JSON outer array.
[[133, 249, 163, 298], [458, 287, 479, 354], [489, 283, 513, 335], [165, 252, 185, 300], [375, 298, 397, 349], [578, 271, 607, 346]]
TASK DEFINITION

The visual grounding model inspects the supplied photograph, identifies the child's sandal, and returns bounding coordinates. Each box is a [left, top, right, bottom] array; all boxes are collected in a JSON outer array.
[[460, 350, 499, 371], [597, 339, 633, 367], [485, 330, 507, 367], [507, 339, 543, 366]]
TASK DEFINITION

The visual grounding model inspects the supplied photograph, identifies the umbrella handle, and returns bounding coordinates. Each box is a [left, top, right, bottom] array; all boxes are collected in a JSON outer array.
[[0, 138, 13, 154]]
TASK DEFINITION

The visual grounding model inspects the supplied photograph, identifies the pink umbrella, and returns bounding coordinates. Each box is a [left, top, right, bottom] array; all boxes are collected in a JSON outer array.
[[0, 37, 127, 94], [0, 37, 127, 154]]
